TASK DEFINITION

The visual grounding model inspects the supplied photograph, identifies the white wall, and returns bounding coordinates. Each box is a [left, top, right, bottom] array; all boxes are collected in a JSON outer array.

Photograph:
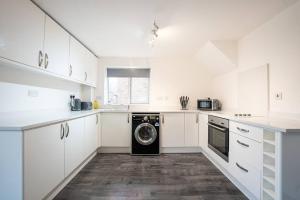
[[96, 56, 212, 109], [212, 1, 300, 116], [0, 65, 81, 113]]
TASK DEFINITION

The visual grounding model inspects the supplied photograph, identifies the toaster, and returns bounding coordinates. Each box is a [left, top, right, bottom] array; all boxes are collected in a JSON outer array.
[[81, 102, 93, 110]]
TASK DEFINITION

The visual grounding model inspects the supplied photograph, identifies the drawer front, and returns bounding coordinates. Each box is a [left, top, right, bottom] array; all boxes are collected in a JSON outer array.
[[230, 132, 262, 170], [229, 121, 263, 142], [230, 148, 261, 199]]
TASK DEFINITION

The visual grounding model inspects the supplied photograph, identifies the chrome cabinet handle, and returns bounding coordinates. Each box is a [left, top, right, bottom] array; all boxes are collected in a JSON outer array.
[[207, 123, 226, 132], [237, 127, 249, 133], [65, 122, 69, 138], [60, 124, 64, 140], [237, 140, 249, 147], [96, 115, 99, 124], [196, 114, 199, 123], [162, 115, 165, 124], [44, 53, 49, 69], [236, 162, 248, 173], [85, 72, 87, 81], [38, 50, 43, 67], [127, 114, 130, 123], [69, 65, 72, 76]]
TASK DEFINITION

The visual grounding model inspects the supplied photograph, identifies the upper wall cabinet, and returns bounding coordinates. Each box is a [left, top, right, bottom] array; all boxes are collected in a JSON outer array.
[[0, 0, 97, 87], [43, 16, 70, 77], [70, 37, 97, 87], [0, 0, 45, 68]]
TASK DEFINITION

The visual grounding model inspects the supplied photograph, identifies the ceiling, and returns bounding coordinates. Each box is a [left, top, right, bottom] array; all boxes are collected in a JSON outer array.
[[33, 0, 297, 58]]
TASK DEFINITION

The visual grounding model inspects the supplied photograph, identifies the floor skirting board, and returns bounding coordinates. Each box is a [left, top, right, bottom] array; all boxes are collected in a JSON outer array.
[[98, 147, 202, 154]]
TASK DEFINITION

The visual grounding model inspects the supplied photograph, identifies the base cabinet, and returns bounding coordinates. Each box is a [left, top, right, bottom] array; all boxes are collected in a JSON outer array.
[[198, 114, 208, 151], [84, 114, 99, 157], [161, 113, 185, 147], [24, 123, 65, 200], [101, 113, 130, 147], [65, 118, 85, 176], [184, 113, 199, 147]]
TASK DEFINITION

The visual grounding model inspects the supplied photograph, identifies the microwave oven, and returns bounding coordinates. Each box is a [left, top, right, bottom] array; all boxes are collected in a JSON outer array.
[[197, 98, 221, 111]]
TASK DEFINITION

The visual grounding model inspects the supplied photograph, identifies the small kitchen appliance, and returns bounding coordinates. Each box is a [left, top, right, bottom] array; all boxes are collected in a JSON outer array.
[[70, 95, 81, 111], [81, 102, 93, 110], [197, 98, 221, 111]]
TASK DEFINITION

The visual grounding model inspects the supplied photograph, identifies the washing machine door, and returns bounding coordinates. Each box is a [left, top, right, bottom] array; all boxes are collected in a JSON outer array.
[[134, 123, 158, 145]]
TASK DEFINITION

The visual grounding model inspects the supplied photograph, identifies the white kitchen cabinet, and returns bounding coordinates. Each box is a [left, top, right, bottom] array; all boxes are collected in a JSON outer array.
[[64, 118, 85, 176], [24, 123, 65, 200], [85, 51, 98, 87], [43, 16, 70, 76], [101, 113, 130, 147], [198, 114, 208, 151], [0, 0, 45, 68], [84, 114, 99, 157], [184, 113, 199, 147], [69, 37, 85, 82], [97, 114, 101, 148], [161, 113, 185, 147]]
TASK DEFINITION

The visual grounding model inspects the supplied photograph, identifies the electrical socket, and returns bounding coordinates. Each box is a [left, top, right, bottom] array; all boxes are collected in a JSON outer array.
[[275, 92, 283, 100], [28, 89, 39, 97]]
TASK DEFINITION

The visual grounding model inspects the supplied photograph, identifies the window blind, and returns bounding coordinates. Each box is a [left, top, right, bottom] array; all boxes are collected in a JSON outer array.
[[107, 68, 150, 78]]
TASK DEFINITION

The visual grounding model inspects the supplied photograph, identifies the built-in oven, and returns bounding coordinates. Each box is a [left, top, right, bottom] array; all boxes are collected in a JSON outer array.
[[207, 115, 229, 162]]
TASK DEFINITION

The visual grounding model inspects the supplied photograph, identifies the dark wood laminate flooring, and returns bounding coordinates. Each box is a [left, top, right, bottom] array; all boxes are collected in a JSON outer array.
[[54, 153, 248, 200]]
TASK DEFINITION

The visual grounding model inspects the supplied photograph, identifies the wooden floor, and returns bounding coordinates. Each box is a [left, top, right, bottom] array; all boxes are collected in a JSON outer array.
[[54, 153, 247, 200]]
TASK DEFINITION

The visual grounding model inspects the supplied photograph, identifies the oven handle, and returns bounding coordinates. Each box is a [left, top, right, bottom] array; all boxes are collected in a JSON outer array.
[[207, 123, 227, 132]]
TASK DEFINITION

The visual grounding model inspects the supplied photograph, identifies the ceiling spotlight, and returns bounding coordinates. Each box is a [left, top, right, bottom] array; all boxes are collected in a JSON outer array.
[[149, 21, 159, 47]]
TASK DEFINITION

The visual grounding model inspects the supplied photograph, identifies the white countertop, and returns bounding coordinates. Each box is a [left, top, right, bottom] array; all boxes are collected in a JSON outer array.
[[0, 109, 299, 133]]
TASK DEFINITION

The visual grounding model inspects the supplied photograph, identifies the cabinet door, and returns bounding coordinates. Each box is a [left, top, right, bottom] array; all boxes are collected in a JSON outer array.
[[198, 114, 208, 151], [69, 37, 87, 82], [65, 118, 84, 176], [44, 16, 70, 76], [24, 123, 64, 200], [0, 0, 45, 68], [185, 113, 199, 147], [97, 114, 101, 148], [161, 113, 185, 147], [84, 114, 99, 157], [86, 53, 98, 87], [101, 113, 130, 147]]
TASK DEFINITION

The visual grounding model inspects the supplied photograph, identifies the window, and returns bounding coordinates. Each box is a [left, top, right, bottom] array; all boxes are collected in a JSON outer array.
[[106, 68, 150, 105]]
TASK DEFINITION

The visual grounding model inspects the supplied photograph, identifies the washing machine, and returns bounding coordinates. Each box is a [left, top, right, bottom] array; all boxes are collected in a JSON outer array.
[[131, 113, 160, 155]]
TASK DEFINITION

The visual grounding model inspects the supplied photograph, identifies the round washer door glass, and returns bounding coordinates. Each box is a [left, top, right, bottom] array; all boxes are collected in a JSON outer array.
[[134, 123, 157, 145]]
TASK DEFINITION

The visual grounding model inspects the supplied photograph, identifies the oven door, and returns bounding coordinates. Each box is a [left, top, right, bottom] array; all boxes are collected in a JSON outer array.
[[208, 123, 229, 162]]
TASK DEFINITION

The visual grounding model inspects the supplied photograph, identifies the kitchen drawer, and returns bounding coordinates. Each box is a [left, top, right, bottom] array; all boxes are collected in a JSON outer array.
[[230, 147, 261, 199], [230, 121, 263, 142], [230, 132, 262, 170]]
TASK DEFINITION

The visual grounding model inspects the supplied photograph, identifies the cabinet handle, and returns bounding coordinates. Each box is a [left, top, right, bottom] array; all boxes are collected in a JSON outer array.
[[85, 72, 87, 81], [237, 140, 249, 147], [127, 114, 130, 123], [196, 114, 199, 123], [96, 115, 99, 124], [38, 50, 43, 67], [236, 162, 248, 173], [69, 65, 73, 76], [162, 115, 165, 124], [65, 122, 69, 138], [44, 53, 49, 69], [60, 124, 64, 140], [237, 127, 250, 133]]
